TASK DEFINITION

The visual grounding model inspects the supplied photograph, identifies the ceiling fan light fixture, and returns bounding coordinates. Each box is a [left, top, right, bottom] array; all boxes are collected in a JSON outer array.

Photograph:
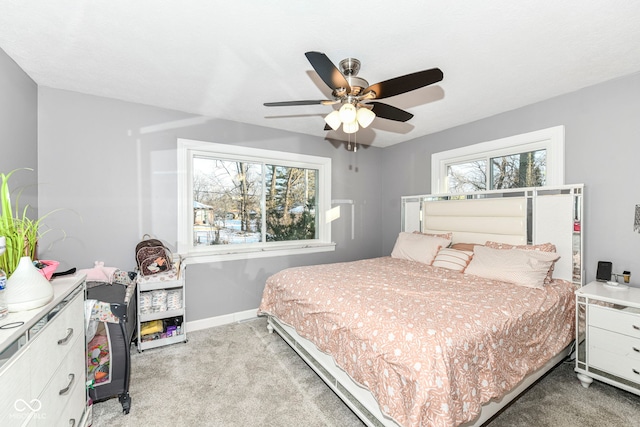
[[338, 103, 357, 123], [343, 120, 359, 134], [356, 107, 375, 128], [324, 110, 342, 131], [265, 52, 443, 139]]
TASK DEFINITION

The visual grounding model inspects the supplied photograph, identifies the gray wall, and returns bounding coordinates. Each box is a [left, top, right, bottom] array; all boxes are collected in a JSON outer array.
[[0, 48, 38, 214], [381, 72, 640, 284], [35, 88, 383, 321]]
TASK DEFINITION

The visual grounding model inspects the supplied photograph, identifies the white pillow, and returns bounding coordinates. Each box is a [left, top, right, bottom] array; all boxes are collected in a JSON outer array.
[[464, 245, 560, 289], [391, 232, 451, 265], [432, 248, 474, 272]]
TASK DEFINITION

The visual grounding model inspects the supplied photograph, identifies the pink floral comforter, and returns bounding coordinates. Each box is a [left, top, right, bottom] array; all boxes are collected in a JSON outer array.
[[258, 257, 576, 427]]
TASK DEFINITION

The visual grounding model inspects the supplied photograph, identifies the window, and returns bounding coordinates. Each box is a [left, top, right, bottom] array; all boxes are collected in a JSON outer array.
[[431, 126, 564, 194], [178, 139, 333, 262]]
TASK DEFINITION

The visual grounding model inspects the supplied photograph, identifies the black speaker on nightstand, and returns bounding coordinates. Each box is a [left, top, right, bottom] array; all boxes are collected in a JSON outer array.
[[596, 261, 613, 281]]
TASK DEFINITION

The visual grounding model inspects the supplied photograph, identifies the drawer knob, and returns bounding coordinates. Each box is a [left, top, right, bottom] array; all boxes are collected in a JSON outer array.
[[58, 328, 74, 345], [59, 373, 75, 395]]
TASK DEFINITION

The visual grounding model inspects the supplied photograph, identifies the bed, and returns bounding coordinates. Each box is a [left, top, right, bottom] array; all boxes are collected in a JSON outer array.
[[258, 185, 583, 427]]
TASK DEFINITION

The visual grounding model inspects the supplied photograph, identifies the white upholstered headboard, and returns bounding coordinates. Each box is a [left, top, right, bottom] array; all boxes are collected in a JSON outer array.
[[401, 185, 584, 285], [423, 197, 527, 245]]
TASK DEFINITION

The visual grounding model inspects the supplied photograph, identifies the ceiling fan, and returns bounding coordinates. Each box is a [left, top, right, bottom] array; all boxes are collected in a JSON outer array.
[[264, 51, 443, 134]]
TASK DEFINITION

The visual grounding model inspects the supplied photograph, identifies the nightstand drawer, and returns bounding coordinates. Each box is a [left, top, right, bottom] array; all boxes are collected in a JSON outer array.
[[589, 305, 640, 338], [589, 327, 640, 383]]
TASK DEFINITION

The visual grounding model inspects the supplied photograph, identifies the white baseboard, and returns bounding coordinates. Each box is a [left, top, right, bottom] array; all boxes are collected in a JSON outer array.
[[185, 308, 258, 332]]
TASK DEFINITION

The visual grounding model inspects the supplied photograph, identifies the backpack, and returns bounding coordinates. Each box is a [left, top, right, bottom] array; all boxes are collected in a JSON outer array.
[[135, 235, 173, 276]]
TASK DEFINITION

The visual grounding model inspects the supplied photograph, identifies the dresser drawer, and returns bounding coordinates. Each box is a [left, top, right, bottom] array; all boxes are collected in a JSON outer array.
[[589, 326, 640, 383], [0, 346, 34, 426], [55, 375, 86, 427], [29, 291, 84, 394], [589, 305, 640, 338], [35, 334, 85, 427]]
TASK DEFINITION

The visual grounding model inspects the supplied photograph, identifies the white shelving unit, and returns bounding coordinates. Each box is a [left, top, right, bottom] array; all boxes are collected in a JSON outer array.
[[136, 266, 187, 352]]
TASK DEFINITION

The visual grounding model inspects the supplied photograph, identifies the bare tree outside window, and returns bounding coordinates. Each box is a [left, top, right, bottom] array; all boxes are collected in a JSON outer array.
[[192, 157, 317, 246], [491, 150, 545, 189], [447, 149, 546, 193], [192, 158, 261, 245], [447, 160, 487, 192]]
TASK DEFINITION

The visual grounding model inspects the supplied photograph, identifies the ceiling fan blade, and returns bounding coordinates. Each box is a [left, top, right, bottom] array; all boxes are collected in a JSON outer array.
[[369, 102, 414, 122], [264, 100, 328, 107], [305, 51, 351, 92], [364, 68, 443, 100]]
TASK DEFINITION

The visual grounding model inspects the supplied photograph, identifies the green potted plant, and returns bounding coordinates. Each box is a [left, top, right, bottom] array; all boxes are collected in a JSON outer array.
[[0, 168, 62, 311], [0, 168, 51, 276]]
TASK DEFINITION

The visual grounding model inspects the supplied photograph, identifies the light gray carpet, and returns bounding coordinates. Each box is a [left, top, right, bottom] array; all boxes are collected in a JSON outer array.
[[91, 317, 640, 427]]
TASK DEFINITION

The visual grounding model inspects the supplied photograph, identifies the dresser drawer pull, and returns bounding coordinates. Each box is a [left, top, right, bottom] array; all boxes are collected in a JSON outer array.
[[633, 325, 640, 331], [634, 347, 640, 353], [59, 373, 75, 395], [633, 369, 640, 376], [57, 328, 74, 345], [69, 419, 76, 427]]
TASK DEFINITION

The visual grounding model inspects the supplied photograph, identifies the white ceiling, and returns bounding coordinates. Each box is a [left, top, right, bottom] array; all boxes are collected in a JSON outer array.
[[2, 1, 640, 148]]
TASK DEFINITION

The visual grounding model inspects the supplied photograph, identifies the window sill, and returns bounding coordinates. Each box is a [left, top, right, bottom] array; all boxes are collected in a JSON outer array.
[[180, 242, 336, 265]]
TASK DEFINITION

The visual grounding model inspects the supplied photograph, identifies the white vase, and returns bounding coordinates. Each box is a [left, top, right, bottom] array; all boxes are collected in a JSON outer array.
[[6, 256, 54, 312]]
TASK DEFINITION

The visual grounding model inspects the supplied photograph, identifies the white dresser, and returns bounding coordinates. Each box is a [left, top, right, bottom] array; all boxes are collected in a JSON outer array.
[[0, 275, 86, 426], [575, 281, 640, 394]]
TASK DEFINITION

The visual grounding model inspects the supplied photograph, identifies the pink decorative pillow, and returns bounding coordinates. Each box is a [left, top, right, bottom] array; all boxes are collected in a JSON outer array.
[[485, 241, 557, 283], [465, 245, 560, 289], [413, 230, 453, 241], [432, 248, 474, 272], [391, 232, 451, 265], [485, 241, 557, 253]]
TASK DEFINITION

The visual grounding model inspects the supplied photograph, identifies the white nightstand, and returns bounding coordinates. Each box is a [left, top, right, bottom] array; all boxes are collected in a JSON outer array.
[[575, 281, 640, 395]]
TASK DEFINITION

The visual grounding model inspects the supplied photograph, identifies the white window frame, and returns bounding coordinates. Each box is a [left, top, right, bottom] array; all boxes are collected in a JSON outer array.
[[431, 126, 565, 194], [177, 138, 334, 264]]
